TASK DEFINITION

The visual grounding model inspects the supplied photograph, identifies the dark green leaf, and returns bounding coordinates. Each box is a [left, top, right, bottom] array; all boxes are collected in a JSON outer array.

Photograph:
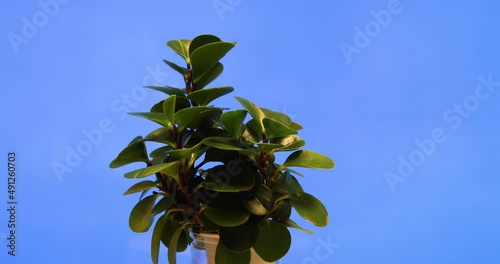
[[235, 97, 265, 134], [152, 195, 175, 216], [203, 165, 255, 192], [163, 59, 187, 76], [151, 214, 166, 264], [271, 202, 292, 222], [124, 162, 181, 183], [174, 106, 209, 131], [145, 86, 186, 97], [128, 112, 169, 127], [272, 171, 304, 194], [263, 117, 298, 139], [220, 109, 247, 139], [240, 185, 274, 216], [110, 136, 149, 168], [149, 146, 170, 159], [205, 193, 250, 227], [143, 127, 176, 147], [202, 137, 244, 151], [215, 240, 250, 264], [290, 192, 329, 227], [195, 63, 224, 89], [187, 86, 234, 106], [123, 180, 157, 195], [185, 108, 222, 130], [168, 222, 191, 264], [253, 219, 291, 262], [282, 150, 335, 169], [129, 194, 159, 232], [165, 143, 205, 159], [189, 34, 222, 55], [256, 143, 284, 152], [219, 225, 259, 252], [191, 42, 236, 83]]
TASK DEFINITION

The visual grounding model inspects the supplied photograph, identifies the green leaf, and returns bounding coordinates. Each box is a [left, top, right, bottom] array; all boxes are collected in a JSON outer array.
[[256, 143, 284, 152], [290, 192, 329, 227], [167, 39, 191, 63], [235, 97, 266, 134], [163, 95, 176, 126], [145, 86, 186, 97], [191, 42, 236, 83], [203, 165, 255, 192], [187, 86, 234, 106], [272, 171, 304, 194], [219, 225, 259, 252], [163, 59, 187, 76], [220, 110, 247, 139], [174, 106, 209, 131], [271, 201, 292, 222], [128, 112, 169, 127], [195, 62, 224, 89], [151, 214, 166, 264], [152, 195, 175, 216], [123, 180, 158, 195], [215, 240, 251, 264], [129, 194, 159, 232], [124, 162, 181, 183], [261, 108, 291, 126], [288, 121, 304, 130], [283, 219, 313, 235], [282, 150, 335, 169], [240, 184, 274, 216], [202, 137, 244, 151], [168, 222, 191, 264], [149, 146, 170, 159], [110, 136, 149, 168], [143, 127, 176, 147], [253, 219, 291, 262], [165, 143, 205, 159], [273, 135, 306, 152], [205, 193, 250, 227], [263, 117, 298, 139], [189, 34, 222, 55], [184, 108, 222, 130]]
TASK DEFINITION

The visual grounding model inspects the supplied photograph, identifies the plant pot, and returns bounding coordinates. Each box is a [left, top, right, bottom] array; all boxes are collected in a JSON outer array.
[[190, 232, 280, 264]]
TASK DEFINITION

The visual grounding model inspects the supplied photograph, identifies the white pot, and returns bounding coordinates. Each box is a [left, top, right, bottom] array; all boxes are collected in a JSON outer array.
[[190, 232, 280, 264]]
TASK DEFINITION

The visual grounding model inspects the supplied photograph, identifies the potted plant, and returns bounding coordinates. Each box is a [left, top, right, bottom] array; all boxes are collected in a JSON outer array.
[[110, 34, 335, 264]]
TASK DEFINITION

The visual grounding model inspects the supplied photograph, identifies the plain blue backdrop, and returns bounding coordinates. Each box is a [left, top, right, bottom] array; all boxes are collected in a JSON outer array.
[[1, 0, 500, 263]]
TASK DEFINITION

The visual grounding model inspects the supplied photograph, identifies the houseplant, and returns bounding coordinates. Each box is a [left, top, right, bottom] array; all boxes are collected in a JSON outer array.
[[110, 34, 335, 264]]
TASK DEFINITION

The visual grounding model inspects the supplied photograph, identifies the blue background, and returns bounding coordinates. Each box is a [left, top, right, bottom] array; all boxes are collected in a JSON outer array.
[[1, 0, 500, 263]]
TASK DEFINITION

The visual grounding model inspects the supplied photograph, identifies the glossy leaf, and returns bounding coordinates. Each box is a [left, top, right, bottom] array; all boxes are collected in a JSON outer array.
[[282, 150, 335, 169], [174, 106, 208, 131], [273, 135, 306, 152], [187, 86, 234, 106], [128, 112, 168, 127], [163, 59, 187, 76], [203, 165, 255, 192], [288, 121, 303, 130], [256, 143, 284, 152], [202, 137, 244, 151], [235, 97, 265, 134], [241, 185, 274, 216], [149, 146, 170, 159], [253, 219, 291, 262], [272, 171, 304, 194], [283, 219, 313, 235], [168, 222, 191, 264], [205, 193, 250, 227], [124, 162, 181, 183], [189, 34, 222, 55], [215, 240, 250, 264], [191, 42, 236, 83], [185, 108, 222, 130], [129, 194, 159, 232], [195, 62, 223, 89], [263, 118, 298, 139], [163, 95, 176, 126], [220, 109, 247, 139], [123, 180, 157, 195], [145, 86, 186, 97], [219, 225, 259, 252], [151, 214, 166, 264], [167, 39, 191, 62], [165, 143, 204, 159], [290, 192, 329, 227], [109, 136, 149, 168], [152, 195, 175, 216], [261, 108, 291, 126], [143, 127, 176, 147]]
